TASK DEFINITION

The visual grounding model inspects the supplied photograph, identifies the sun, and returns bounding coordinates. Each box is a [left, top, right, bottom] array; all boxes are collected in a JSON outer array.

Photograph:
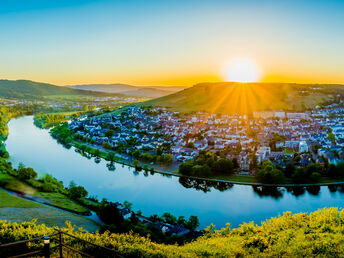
[[224, 58, 261, 83]]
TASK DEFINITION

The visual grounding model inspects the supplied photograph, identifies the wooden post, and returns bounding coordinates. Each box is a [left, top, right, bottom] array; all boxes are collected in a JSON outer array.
[[59, 231, 63, 258], [43, 236, 50, 258]]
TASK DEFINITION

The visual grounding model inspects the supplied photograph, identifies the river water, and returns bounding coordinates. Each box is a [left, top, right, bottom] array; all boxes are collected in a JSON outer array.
[[5, 116, 344, 228]]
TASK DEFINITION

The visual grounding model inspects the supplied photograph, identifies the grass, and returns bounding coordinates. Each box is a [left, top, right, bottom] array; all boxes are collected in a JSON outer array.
[[0, 188, 41, 208], [0, 173, 89, 214], [210, 174, 259, 183], [38, 192, 89, 214], [0, 174, 37, 195], [0, 189, 99, 232]]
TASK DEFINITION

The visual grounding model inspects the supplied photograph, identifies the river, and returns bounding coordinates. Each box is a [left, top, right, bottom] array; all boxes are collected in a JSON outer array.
[[5, 116, 344, 229]]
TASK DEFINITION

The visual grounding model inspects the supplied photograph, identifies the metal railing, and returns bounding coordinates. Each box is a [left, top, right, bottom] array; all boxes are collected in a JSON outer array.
[[0, 230, 120, 258]]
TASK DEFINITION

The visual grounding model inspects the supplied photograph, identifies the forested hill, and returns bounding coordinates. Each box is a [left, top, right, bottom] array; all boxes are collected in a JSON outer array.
[[144, 82, 344, 114], [0, 80, 116, 99]]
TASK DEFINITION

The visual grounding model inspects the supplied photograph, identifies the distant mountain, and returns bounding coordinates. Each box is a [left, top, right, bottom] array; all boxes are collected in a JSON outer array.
[[69, 83, 138, 93], [68, 83, 186, 98], [144, 82, 344, 114], [0, 80, 114, 99]]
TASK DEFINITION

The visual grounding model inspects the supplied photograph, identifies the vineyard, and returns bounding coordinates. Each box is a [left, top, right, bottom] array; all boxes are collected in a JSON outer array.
[[1, 207, 344, 257]]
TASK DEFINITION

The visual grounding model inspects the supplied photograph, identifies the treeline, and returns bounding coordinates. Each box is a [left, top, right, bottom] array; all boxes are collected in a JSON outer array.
[[256, 161, 344, 184], [34, 112, 85, 129], [2, 208, 344, 257], [97, 201, 199, 244], [179, 151, 238, 177], [0, 105, 34, 158], [130, 148, 174, 165], [53, 123, 174, 166], [50, 122, 73, 146]]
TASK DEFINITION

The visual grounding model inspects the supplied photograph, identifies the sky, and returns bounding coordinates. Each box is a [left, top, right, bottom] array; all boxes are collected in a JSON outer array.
[[0, 0, 344, 86]]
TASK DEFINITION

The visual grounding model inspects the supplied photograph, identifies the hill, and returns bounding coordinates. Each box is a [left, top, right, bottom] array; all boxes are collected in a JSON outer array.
[[1, 207, 343, 257], [68, 83, 186, 98], [144, 82, 344, 114], [69, 83, 138, 93], [0, 80, 114, 99]]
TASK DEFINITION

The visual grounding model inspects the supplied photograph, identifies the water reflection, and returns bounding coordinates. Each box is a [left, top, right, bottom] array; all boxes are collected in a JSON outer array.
[[252, 186, 284, 199], [179, 177, 233, 193]]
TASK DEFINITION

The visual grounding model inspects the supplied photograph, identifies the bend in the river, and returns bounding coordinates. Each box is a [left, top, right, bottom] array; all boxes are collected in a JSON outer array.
[[5, 116, 344, 228]]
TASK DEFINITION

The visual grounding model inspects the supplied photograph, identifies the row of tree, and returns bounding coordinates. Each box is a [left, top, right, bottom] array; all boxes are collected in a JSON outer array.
[[179, 152, 238, 177], [256, 161, 344, 184]]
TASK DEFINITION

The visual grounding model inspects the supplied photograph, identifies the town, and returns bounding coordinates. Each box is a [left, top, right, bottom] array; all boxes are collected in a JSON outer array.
[[67, 102, 344, 174]]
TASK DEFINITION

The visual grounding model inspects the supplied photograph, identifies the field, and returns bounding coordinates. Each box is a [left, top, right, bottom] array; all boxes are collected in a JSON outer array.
[[0, 189, 99, 232]]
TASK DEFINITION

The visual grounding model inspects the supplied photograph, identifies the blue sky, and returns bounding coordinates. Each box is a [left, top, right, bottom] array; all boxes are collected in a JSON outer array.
[[0, 0, 343, 85]]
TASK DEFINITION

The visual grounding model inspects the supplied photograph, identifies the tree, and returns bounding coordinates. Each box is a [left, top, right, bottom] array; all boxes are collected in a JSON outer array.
[[162, 212, 177, 225], [107, 152, 115, 162], [186, 216, 200, 230], [232, 158, 239, 169], [213, 159, 234, 175], [255, 162, 285, 184], [97, 202, 123, 225], [179, 162, 194, 176], [284, 163, 295, 178], [328, 132, 336, 143], [123, 201, 133, 210], [105, 129, 114, 138], [94, 149, 100, 157], [69, 185, 88, 200], [17, 167, 37, 180], [193, 164, 211, 177], [292, 167, 306, 183], [156, 147, 163, 156]]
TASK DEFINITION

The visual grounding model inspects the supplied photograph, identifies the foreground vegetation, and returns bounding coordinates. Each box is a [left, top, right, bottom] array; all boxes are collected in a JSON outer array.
[[1, 208, 344, 257]]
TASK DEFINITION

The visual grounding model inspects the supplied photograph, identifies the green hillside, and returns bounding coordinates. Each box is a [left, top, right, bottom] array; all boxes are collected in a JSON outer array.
[[1, 208, 344, 257], [144, 82, 344, 114], [0, 80, 115, 99]]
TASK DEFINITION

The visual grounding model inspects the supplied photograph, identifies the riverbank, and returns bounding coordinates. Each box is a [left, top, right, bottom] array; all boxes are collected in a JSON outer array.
[[0, 172, 91, 215], [0, 188, 100, 232], [66, 140, 344, 187]]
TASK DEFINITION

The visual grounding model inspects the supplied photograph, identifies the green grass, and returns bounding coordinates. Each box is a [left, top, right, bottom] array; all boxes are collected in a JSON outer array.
[[210, 174, 259, 183], [0, 188, 41, 208], [0, 189, 99, 231], [0, 173, 89, 214], [37, 192, 89, 214]]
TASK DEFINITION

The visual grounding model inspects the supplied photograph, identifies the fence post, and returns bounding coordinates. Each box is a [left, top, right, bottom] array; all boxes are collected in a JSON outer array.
[[59, 231, 63, 258], [43, 236, 50, 258]]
